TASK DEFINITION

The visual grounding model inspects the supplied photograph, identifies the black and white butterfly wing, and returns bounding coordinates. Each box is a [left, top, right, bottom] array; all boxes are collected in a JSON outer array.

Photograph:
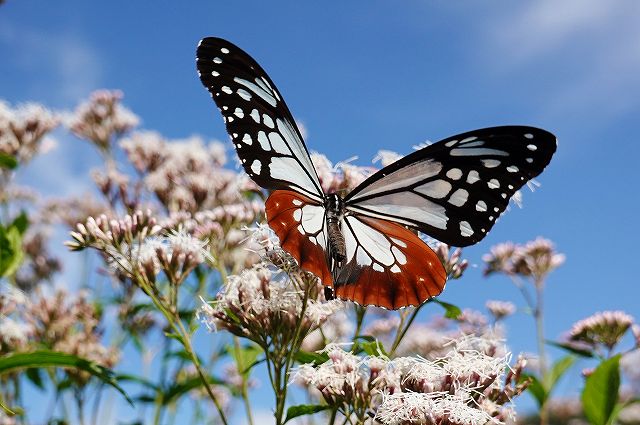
[[196, 37, 324, 203], [344, 126, 557, 246]]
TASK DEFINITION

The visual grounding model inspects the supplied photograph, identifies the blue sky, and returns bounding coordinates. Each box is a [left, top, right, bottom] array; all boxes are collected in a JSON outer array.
[[2, 0, 640, 422]]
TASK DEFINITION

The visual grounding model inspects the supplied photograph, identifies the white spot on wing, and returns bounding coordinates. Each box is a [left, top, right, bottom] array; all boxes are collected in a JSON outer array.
[[220, 47, 229, 54], [237, 89, 251, 101], [269, 157, 319, 196], [460, 221, 474, 237], [450, 148, 508, 157], [482, 159, 501, 168], [263, 114, 275, 128], [460, 136, 478, 144], [467, 170, 480, 184], [242, 134, 252, 145], [391, 246, 407, 265], [221, 86, 232, 94], [488, 179, 500, 189], [250, 109, 260, 123], [300, 204, 324, 234], [507, 165, 519, 173], [233, 108, 244, 118], [269, 132, 290, 155], [346, 217, 394, 266], [234, 77, 277, 107], [446, 168, 463, 180], [527, 144, 537, 151], [476, 200, 487, 212], [250, 160, 261, 175], [390, 237, 407, 248], [448, 188, 469, 207], [213, 57, 222, 64], [415, 180, 452, 199], [257, 132, 270, 151]]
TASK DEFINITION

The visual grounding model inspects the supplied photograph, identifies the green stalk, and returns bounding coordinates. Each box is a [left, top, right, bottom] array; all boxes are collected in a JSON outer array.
[[389, 303, 427, 356], [139, 279, 229, 425], [234, 338, 254, 425]]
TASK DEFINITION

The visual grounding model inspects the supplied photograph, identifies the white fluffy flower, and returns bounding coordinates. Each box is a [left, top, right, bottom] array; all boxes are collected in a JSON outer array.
[[0, 317, 32, 346]]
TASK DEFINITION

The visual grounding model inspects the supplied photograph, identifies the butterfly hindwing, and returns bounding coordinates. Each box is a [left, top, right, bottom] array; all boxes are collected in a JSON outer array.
[[197, 37, 323, 202], [344, 126, 556, 246], [334, 215, 446, 309], [265, 190, 333, 285]]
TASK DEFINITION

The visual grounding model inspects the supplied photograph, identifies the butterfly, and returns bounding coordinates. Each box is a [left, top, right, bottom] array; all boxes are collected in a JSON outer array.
[[196, 37, 557, 310]]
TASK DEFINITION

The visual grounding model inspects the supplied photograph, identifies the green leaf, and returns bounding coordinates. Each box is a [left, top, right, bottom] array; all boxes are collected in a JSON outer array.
[[544, 355, 576, 393], [25, 368, 46, 390], [284, 404, 331, 423], [433, 299, 462, 319], [10, 212, 29, 235], [161, 375, 225, 405], [163, 332, 185, 345], [294, 350, 329, 366], [354, 337, 388, 357], [163, 349, 193, 362], [0, 225, 24, 277], [0, 153, 18, 170], [0, 351, 133, 405], [522, 373, 546, 407], [230, 342, 261, 377], [115, 374, 159, 392], [582, 354, 621, 425], [547, 340, 595, 358]]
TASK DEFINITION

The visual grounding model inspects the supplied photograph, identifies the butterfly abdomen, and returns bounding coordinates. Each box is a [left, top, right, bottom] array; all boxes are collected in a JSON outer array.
[[325, 194, 346, 262]]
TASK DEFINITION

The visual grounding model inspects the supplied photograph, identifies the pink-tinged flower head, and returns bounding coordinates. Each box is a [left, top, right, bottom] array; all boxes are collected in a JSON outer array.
[[568, 310, 634, 350], [0, 317, 33, 350], [511, 237, 565, 280], [296, 335, 527, 423], [197, 263, 342, 344], [482, 242, 517, 276], [483, 238, 564, 282], [68, 90, 139, 152], [373, 150, 403, 167], [486, 300, 517, 321], [119, 130, 166, 172], [435, 243, 468, 279], [0, 101, 59, 164]]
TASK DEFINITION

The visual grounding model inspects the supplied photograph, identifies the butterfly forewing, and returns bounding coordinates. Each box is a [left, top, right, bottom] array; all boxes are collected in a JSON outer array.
[[344, 126, 556, 246], [196, 37, 324, 202]]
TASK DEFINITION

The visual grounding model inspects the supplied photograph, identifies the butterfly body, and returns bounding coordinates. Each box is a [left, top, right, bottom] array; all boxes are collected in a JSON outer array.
[[324, 193, 347, 263], [196, 37, 557, 309]]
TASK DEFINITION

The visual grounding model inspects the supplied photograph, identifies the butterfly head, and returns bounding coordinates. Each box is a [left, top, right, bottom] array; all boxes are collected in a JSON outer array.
[[324, 193, 345, 217]]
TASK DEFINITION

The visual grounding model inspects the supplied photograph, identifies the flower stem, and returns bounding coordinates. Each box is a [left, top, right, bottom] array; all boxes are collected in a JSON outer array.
[[534, 278, 548, 425], [139, 279, 229, 425], [390, 303, 426, 356]]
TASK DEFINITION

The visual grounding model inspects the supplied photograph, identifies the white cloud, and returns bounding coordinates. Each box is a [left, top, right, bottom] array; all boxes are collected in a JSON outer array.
[[484, 1, 640, 123], [0, 20, 103, 106]]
